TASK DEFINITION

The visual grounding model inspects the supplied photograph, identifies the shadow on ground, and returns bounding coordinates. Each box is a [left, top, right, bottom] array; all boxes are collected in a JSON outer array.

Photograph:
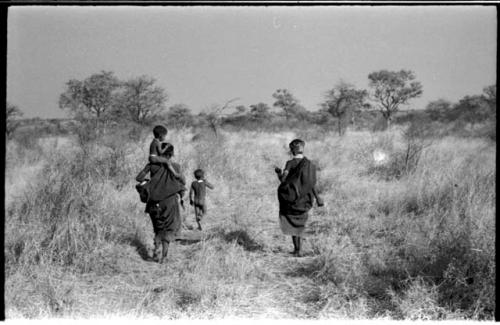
[[121, 234, 151, 261], [284, 257, 323, 279], [223, 230, 263, 252], [176, 229, 205, 245]]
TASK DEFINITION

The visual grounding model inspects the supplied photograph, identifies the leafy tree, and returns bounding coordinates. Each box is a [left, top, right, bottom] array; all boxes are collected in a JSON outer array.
[[272, 89, 299, 121], [321, 81, 368, 135], [368, 70, 423, 127], [166, 103, 193, 127], [114, 75, 167, 125], [249, 102, 271, 120], [453, 95, 492, 126], [6, 102, 23, 138], [59, 71, 120, 120], [234, 105, 247, 115], [425, 99, 452, 121], [289, 104, 311, 121]]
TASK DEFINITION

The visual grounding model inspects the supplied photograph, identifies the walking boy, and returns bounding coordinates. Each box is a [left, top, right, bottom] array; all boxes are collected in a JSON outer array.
[[189, 169, 214, 231]]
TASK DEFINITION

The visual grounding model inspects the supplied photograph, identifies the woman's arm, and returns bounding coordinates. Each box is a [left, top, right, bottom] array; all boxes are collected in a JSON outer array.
[[136, 164, 151, 182], [149, 155, 170, 164], [171, 163, 186, 184], [189, 184, 194, 205], [275, 166, 289, 183], [312, 187, 324, 206], [275, 161, 291, 183], [279, 170, 289, 183], [167, 161, 181, 178]]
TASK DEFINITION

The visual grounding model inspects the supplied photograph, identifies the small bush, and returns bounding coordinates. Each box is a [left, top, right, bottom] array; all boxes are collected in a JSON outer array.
[[11, 131, 44, 163], [5, 145, 138, 275], [389, 277, 446, 320]]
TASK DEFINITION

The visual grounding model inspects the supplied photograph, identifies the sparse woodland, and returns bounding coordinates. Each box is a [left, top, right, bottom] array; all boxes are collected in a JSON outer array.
[[5, 70, 495, 319]]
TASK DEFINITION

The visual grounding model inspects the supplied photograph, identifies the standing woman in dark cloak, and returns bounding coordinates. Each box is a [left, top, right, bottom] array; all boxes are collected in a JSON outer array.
[[145, 144, 186, 263], [275, 139, 323, 257]]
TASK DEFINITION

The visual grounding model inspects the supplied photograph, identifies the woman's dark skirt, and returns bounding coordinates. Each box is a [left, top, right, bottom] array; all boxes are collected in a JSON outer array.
[[146, 194, 181, 242], [279, 212, 309, 236]]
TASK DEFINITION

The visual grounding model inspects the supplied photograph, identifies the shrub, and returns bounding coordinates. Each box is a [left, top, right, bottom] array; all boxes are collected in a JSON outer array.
[[389, 277, 446, 320], [5, 143, 140, 275], [372, 141, 495, 319], [11, 130, 44, 163]]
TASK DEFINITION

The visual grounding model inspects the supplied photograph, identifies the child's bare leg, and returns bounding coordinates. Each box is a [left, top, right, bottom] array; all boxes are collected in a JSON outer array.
[[153, 233, 162, 262], [196, 215, 202, 231], [159, 240, 169, 264], [195, 206, 203, 230]]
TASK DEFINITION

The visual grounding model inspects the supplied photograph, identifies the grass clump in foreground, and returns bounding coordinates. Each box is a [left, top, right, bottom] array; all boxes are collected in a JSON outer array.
[[4, 125, 495, 319]]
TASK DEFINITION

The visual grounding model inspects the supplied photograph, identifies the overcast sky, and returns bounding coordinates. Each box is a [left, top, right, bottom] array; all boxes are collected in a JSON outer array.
[[7, 5, 497, 118]]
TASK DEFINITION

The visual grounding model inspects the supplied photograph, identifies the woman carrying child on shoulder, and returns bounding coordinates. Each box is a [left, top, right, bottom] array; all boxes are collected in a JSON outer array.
[[135, 125, 186, 264]]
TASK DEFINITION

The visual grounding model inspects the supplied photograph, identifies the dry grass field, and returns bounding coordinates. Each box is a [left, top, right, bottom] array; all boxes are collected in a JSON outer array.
[[4, 125, 495, 320]]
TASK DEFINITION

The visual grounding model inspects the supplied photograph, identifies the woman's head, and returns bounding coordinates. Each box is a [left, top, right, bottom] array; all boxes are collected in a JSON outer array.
[[161, 142, 174, 158], [289, 139, 305, 155]]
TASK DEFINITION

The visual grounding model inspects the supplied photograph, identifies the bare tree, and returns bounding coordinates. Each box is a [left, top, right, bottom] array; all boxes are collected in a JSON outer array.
[[205, 98, 240, 136], [114, 75, 168, 125]]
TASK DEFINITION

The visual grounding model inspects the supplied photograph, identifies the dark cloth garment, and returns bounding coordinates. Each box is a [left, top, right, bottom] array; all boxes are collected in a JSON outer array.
[[281, 211, 309, 228], [143, 161, 185, 239], [136, 164, 151, 182], [279, 212, 309, 235], [136, 161, 186, 203], [277, 157, 317, 216], [135, 164, 151, 203], [136, 183, 149, 203], [147, 161, 186, 202], [146, 194, 181, 241]]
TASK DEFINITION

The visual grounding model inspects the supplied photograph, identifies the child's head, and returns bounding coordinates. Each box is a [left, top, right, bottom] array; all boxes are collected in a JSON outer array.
[[153, 125, 168, 141], [289, 139, 305, 155], [161, 143, 174, 158], [194, 169, 204, 180]]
